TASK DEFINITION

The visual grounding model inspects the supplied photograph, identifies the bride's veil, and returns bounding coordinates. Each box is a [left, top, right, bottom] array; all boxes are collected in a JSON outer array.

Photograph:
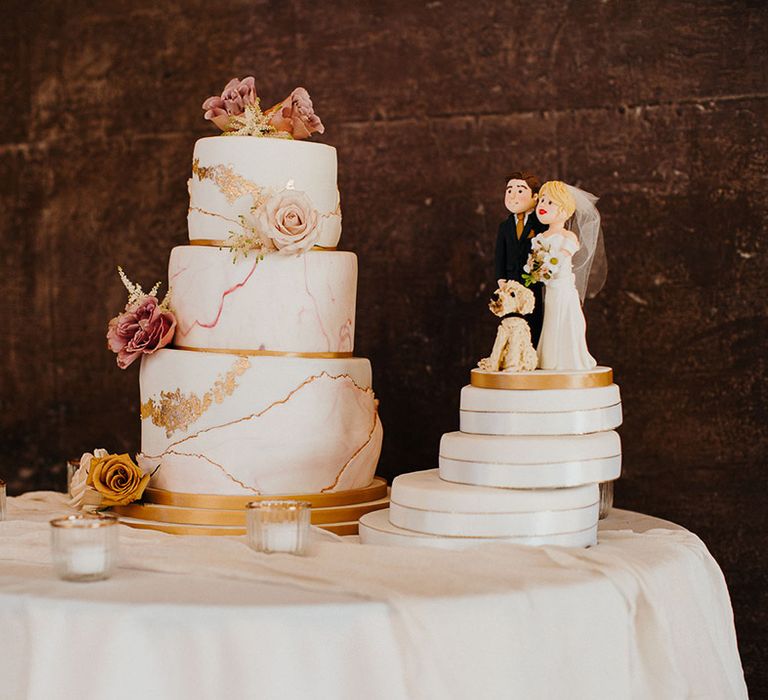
[[566, 185, 606, 301]]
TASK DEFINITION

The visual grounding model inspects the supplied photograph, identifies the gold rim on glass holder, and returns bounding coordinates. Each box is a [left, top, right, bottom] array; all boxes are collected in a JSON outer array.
[[470, 366, 614, 390], [142, 476, 388, 510], [50, 514, 119, 528]]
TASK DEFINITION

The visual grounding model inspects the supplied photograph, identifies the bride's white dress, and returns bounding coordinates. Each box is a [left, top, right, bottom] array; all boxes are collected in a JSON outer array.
[[535, 232, 597, 370]]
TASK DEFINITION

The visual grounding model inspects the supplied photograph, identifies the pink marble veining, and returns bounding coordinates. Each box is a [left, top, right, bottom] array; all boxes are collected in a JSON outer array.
[[168, 247, 358, 353]]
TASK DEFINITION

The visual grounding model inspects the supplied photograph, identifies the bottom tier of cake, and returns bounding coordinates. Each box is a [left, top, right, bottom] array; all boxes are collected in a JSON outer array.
[[139, 349, 382, 495]]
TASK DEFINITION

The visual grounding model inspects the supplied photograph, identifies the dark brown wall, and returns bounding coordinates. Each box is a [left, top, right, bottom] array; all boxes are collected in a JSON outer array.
[[2, 0, 766, 691]]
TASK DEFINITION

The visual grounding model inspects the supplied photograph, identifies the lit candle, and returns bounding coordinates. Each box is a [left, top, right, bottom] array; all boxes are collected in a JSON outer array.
[[264, 522, 301, 553], [67, 545, 109, 576]]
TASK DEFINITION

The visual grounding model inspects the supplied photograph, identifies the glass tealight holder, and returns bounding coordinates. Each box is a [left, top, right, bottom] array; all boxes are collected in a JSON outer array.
[[246, 500, 311, 555], [0, 479, 6, 521], [599, 480, 614, 520], [50, 514, 119, 582]]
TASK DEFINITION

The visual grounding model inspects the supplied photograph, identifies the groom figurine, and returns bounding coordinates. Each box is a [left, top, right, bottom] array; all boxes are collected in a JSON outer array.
[[494, 172, 547, 347]]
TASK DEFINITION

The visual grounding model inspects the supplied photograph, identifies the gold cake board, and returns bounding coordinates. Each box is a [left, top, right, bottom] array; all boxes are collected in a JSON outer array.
[[116, 517, 362, 537], [470, 366, 613, 390], [141, 477, 387, 510], [112, 477, 389, 537]]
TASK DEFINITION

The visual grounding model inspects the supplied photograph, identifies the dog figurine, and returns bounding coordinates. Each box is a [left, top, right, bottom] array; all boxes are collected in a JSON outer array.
[[478, 280, 538, 372]]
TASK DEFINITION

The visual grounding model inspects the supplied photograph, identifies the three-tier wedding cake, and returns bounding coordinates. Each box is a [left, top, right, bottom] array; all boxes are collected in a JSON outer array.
[[95, 80, 386, 535], [137, 135, 383, 496]]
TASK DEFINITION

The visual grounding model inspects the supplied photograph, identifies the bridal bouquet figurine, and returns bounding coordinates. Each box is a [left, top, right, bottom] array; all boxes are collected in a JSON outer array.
[[522, 236, 561, 286]]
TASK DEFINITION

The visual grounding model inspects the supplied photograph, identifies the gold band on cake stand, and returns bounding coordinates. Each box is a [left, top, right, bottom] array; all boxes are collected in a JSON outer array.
[[189, 239, 338, 251], [114, 480, 390, 537], [118, 519, 361, 537], [141, 477, 388, 510], [470, 366, 614, 390], [173, 345, 354, 359], [111, 496, 390, 527]]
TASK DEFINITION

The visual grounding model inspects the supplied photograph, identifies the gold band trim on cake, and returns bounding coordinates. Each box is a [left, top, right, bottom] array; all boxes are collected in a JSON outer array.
[[470, 367, 614, 390], [118, 519, 360, 537], [142, 477, 388, 509], [173, 345, 353, 359], [111, 497, 390, 527], [188, 239, 338, 251]]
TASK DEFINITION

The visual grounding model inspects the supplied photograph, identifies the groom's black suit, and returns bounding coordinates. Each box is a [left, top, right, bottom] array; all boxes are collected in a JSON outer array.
[[494, 211, 547, 347]]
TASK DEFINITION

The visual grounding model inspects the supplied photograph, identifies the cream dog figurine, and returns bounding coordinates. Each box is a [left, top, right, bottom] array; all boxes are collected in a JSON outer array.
[[478, 280, 538, 372]]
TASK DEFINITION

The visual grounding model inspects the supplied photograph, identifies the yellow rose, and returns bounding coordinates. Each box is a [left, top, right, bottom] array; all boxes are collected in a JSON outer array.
[[86, 453, 150, 507]]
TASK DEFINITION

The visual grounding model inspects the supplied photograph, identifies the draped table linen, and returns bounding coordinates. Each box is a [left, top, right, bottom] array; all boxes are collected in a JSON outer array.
[[0, 492, 747, 700]]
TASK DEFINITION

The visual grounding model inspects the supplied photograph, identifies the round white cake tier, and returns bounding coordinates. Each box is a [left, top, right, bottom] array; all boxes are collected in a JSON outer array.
[[461, 383, 621, 412], [439, 431, 622, 489], [460, 404, 622, 436], [359, 508, 597, 549], [139, 349, 381, 495], [389, 501, 599, 538], [389, 470, 598, 537], [169, 246, 357, 354], [188, 137, 341, 248]]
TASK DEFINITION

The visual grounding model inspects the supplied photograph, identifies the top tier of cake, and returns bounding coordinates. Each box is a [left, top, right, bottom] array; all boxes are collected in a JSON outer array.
[[187, 137, 341, 248]]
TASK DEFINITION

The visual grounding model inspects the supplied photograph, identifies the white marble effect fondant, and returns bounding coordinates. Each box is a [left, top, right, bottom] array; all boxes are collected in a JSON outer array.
[[188, 137, 341, 248], [460, 403, 623, 436], [359, 508, 598, 548], [169, 247, 357, 353], [139, 349, 381, 494]]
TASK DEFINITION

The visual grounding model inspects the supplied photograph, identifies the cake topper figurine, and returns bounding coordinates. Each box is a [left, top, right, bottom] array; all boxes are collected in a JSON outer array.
[[528, 181, 605, 370], [494, 173, 547, 346], [478, 280, 538, 372]]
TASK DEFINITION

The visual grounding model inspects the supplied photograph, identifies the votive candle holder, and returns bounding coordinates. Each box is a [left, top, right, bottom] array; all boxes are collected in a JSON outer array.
[[246, 500, 311, 555], [599, 480, 614, 520], [50, 514, 119, 582]]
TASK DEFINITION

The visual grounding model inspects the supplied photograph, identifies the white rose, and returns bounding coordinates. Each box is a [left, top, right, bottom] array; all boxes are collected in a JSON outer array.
[[69, 448, 109, 511], [254, 189, 319, 254]]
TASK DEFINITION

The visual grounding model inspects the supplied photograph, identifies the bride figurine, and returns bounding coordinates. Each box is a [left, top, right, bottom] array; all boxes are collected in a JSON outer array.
[[530, 181, 606, 370]]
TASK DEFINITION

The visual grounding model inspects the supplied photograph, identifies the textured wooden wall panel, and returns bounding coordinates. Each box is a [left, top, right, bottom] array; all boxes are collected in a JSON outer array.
[[1, 0, 766, 692]]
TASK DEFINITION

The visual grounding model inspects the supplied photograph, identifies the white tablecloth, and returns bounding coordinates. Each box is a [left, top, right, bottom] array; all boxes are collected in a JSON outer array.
[[0, 492, 746, 700]]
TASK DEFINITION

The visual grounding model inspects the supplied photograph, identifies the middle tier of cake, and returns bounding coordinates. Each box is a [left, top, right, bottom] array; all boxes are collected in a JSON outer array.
[[139, 349, 382, 495], [169, 246, 357, 354]]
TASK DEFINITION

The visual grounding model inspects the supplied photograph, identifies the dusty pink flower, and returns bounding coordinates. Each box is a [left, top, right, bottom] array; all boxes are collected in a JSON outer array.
[[267, 87, 325, 139], [202, 76, 257, 131], [254, 189, 319, 254], [107, 296, 176, 369]]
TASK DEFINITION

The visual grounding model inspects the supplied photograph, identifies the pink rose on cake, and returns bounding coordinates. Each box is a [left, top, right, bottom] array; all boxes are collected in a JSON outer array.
[[106, 268, 176, 369], [202, 76, 257, 131], [266, 87, 325, 139], [254, 189, 320, 254]]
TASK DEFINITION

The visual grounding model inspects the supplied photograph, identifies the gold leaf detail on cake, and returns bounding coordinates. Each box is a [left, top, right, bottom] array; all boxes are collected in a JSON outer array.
[[141, 357, 251, 437], [191, 158, 267, 206], [188, 206, 242, 226]]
